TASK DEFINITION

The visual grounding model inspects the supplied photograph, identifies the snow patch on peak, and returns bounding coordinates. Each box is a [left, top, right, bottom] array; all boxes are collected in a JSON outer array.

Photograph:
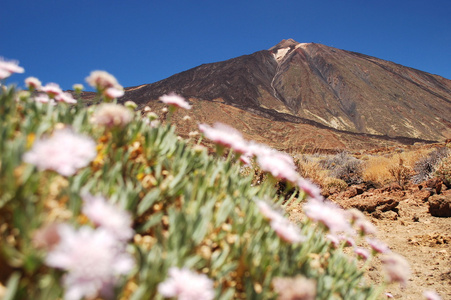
[[273, 47, 291, 62], [296, 43, 310, 49]]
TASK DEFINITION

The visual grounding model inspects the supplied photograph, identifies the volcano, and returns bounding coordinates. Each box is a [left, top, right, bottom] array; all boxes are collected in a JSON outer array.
[[119, 39, 451, 151]]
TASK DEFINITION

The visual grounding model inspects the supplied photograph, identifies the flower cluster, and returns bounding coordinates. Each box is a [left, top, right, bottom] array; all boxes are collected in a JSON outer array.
[[158, 267, 215, 300], [25, 81, 78, 104], [23, 128, 97, 176], [199, 122, 322, 199]]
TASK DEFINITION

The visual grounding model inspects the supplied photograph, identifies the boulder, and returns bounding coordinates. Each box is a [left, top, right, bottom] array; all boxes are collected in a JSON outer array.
[[428, 195, 451, 217]]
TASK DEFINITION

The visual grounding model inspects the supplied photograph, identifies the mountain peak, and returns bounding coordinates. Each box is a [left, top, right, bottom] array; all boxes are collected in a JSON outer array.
[[269, 38, 300, 51]]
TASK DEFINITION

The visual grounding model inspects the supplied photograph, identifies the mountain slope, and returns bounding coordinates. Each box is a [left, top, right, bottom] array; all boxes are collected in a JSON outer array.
[[120, 39, 451, 147]]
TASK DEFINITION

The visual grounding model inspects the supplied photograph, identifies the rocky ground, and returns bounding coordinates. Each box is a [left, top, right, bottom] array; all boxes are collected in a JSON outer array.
[[288, 181, 450, 299], [332, 183, 451, 299]]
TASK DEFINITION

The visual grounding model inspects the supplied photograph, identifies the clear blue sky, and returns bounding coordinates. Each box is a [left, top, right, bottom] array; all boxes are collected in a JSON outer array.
[[1, 0, 450, 91]]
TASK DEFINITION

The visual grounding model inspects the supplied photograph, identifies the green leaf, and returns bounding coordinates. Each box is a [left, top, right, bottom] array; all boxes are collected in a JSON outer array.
[[3, 272, 21, 300], [137, 189, 161, 215]]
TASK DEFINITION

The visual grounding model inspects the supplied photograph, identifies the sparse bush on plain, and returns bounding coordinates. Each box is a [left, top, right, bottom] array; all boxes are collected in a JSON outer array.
[[319, 151, 363, 185], [412, 147, 449, 184]]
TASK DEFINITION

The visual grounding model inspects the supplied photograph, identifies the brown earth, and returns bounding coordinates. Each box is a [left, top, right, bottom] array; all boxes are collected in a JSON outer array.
[[326, 184, 450, 299]]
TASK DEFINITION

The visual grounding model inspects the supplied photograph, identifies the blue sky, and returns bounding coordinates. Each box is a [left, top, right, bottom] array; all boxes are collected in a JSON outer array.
[[1, 0, 450, 91]]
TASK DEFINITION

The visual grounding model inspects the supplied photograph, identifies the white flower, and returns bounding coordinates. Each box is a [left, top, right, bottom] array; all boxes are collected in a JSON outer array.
[[159, 93, 191, 110], [33, 93, 55, 105], [256, 151, 299, 183], [25, 77, 42, 90], [0, 57, 24, 79], [355, 247, 371, 261], [199, 123, 249, 154], [91, 103, 133, 128], [86, 70, 122, 91], [366, 237, 390, 254], [270, 218, 305, 244], [23, 128, 97, 176], [82, 192, 133, 241], [46, 225, 134, 300], [256, 200, 304, 244], [381, 253, 410, 287], [256, 200, 284, 221], [303, 199, 353, 234], [272, 276, 316, 300], [423, 290, 442, 300], [41, 83, 63, 98], [55, 92, 77, 104], [104, 87, 124, 99], [297, 178, 323, 200], [158, 267, 215, 300]]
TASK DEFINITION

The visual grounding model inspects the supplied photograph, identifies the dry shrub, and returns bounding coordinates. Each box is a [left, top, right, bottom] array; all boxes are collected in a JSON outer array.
[[436, 154, 451, 188], [319, 151, 363, 185], [322, 177, 348, 194], [295, 157, 328, 186], [412, 147, 449, 183], [362, 156, 393, 186], [362, 149, 432, 186]]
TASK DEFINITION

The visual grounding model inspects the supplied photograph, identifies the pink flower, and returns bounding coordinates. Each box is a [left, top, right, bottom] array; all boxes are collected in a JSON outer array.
[[158, 267, 215, 300], [23, 128, 97, 176], [355, 218, 377, 236], [326, 234, 340, 248], [303, 199, 353, 234], [160, 93, 192, 110], [256, 200, 284, 221], [272, 276, 316, 300], [46, 225, 134, 300], [239, 153, 252, 166], [41, 83, 63, 98], [385, 292, 394, 298], [199, 123, 249, 154], [0, 57, 24, 79], [104, 87, 124, 99], [256, 200, 304, 243], [355, 247, 371, 261], [25, 77, 42, 90], [297, 178, 323, 200], [338, 234, 355, 247], [347, 208, 377, 235], [55, 92, 77, 104], [423, 290, 442, 300], [381, 253, 410, 287], [270, 218, 305, 244], [86, 70, 122, 91], [33, 93, 54, 104], [366, 237, 390, 254], [82, 192, 133, 242], [91, 103, 133, 128], [256, 150, 299, 183]]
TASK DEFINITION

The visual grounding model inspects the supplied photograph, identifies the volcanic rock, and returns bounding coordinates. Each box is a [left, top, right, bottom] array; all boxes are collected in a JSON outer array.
[[428, 194, 451, 217], [118, 39, 451, 151]]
